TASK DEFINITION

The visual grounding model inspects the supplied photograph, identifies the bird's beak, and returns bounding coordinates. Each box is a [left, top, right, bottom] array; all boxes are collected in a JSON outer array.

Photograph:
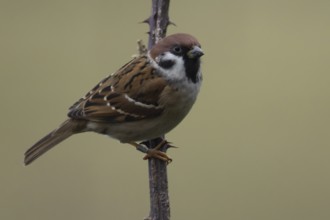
[[187, 46, 204, 59]]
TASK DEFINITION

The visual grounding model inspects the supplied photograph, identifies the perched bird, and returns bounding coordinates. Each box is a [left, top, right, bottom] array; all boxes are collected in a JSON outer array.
[[24, 33, 204, 165]]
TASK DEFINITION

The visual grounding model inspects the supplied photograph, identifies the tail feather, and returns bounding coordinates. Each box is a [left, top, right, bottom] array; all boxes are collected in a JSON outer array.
[[24, 119, 85, 165]]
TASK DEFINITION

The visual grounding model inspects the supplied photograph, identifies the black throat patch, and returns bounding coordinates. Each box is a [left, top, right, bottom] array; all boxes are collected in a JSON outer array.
[[158, 52, 201, 84], [183, 56, 201, 83]]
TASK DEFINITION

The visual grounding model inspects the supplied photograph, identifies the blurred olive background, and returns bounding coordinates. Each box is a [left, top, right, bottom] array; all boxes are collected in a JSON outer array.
[[1, 0, 330, 219]]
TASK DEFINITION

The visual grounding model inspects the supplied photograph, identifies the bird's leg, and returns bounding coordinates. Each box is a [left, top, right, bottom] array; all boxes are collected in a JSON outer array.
[[129, 140, 173, 163]]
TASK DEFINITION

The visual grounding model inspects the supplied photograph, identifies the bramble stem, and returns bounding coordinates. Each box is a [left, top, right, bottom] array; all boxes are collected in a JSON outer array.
[[143, 1, 171, 219]]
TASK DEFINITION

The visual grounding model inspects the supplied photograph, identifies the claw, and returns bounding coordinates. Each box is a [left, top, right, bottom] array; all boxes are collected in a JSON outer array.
[[129, 140, 174, 164], [143, 139, 172, 163], [143, 149, 172, 164]]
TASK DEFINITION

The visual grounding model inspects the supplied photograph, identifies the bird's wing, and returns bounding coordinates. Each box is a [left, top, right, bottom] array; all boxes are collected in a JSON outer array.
[[68, 55, 167, 123]]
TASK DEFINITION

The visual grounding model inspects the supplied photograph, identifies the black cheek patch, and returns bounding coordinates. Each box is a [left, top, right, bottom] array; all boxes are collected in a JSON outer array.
[[159, 60, 175, 69]]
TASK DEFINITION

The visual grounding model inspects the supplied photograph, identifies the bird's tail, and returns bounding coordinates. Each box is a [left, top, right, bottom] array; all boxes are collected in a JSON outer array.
[[24, 119, 85, 165]]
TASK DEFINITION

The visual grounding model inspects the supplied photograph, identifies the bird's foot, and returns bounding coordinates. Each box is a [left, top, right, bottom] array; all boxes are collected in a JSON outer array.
[[133, 140, 174, 164]]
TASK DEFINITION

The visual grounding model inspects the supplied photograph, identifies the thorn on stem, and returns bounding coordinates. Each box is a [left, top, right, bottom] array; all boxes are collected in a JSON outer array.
[[169, 21, 176, 26], [142, 17, 150, 24]]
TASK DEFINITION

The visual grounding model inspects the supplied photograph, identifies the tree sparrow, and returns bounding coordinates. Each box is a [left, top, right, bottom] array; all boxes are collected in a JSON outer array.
[[24, 33, 204, 165]]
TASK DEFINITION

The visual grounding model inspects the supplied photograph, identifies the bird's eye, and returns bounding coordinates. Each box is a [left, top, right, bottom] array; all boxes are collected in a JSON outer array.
[[172, 46, 182, 54]]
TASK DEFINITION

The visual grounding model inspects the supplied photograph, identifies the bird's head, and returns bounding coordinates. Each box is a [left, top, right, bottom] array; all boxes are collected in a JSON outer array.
[[149, 33, 204, 83]]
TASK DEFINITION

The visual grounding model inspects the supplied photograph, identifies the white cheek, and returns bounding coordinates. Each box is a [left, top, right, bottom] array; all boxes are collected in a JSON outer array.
[[149, 52, 187, 81]]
